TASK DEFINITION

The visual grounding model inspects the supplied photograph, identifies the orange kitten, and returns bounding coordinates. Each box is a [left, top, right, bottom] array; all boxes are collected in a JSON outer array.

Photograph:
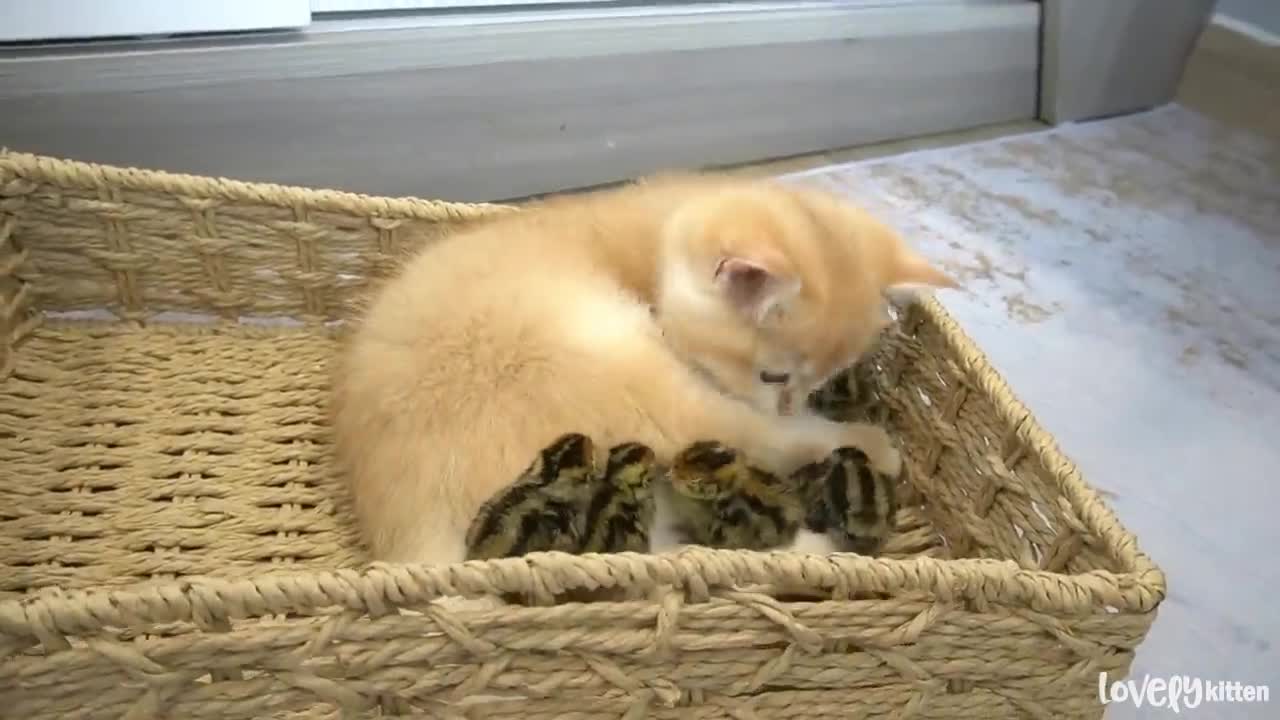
[[331, 173, 956, 565]]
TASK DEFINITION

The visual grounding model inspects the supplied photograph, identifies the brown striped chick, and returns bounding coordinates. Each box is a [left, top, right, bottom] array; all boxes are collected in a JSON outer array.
[[578, 441, 658, 554], [792, 445, 899, 555], [665, 440, 805, 550], [464, 432, 597, 560]]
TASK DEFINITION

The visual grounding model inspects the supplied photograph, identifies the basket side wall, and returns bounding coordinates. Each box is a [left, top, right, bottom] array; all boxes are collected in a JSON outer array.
[[0, 582, 1152, 720], [0, 173, 42, 378], [880, 301, 1164, 599], [0, 151, 507, 326]]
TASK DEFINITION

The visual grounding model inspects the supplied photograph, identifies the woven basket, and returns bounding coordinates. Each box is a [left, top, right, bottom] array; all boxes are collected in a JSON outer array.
[[0, 150, 1165, 719]]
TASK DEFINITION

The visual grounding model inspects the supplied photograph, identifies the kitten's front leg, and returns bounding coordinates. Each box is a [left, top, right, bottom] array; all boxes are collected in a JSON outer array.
[[759, 416, 902, 480], [832, 421, 902, 478], [650, 355, 900, 484]]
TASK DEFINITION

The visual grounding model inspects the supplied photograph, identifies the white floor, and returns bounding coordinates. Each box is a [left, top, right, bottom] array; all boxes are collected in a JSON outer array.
[[788, 104, 1280, 717]]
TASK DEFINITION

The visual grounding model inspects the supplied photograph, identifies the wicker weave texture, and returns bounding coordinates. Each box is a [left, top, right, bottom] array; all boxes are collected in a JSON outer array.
[[0, 150, 1165, 719]]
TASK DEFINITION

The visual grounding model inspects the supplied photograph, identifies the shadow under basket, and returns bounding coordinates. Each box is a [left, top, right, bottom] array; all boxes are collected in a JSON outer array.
[[0, 150, 1165, 720]]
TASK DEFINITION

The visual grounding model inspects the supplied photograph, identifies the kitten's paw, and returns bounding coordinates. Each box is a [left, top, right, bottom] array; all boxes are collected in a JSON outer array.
[[836, 423, 901, 479]]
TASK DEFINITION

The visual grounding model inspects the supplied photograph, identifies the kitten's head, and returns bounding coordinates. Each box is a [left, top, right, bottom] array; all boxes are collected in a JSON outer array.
[[655, 178, 957, 416]]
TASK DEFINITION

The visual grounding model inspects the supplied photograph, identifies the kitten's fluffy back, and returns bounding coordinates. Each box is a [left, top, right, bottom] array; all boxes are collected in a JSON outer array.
[[332, 174, 953, 564], [331, 185, 704, 562]]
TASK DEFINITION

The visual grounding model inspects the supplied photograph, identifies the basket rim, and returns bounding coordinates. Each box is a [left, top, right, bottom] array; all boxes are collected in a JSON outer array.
[[0, 150, 1165, 646], [0, 547, 1164, 648], [0, 148, 514, 222]]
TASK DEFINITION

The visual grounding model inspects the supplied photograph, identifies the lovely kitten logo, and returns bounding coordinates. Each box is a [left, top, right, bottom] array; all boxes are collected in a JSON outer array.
[[1098, 671, 1271, 713]]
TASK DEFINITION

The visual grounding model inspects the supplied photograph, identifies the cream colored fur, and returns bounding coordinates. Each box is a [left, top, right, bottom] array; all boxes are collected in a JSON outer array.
[[331, 173, 956, 565]]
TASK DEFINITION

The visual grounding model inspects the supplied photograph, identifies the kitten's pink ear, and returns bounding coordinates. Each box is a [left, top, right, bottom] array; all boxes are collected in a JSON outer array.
[[714, 256, 800, 324]]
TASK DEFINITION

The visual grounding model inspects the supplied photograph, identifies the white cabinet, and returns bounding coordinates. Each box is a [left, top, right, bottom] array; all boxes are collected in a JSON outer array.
[[0, 0, 311, 43], [312, 0, 616, 9]]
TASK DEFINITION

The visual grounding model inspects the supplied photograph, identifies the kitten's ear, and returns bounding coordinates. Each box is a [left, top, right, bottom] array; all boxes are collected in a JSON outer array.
[[887, 245, 959, 292], [791, 186, 958, 292], [714, 256, 800, 325]]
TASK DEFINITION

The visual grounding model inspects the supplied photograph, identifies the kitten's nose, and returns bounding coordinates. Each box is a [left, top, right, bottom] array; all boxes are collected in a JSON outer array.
[[778, 389, 794, 416]]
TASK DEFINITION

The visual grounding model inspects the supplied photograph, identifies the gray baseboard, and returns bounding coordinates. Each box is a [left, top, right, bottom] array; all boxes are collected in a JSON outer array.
[[1, 1, 1041, 202]]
